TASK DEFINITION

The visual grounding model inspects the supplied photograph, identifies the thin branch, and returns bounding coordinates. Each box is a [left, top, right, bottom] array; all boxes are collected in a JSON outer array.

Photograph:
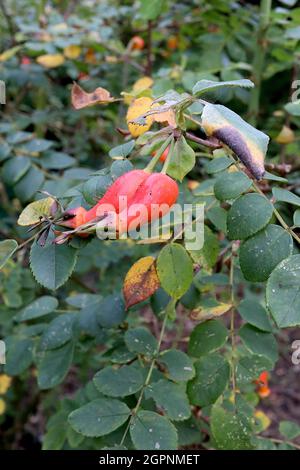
[[119, 310, 169, 446], [185, 131, 222, 150]]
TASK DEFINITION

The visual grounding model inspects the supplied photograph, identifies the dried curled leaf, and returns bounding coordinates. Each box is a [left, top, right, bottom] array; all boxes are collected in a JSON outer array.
[[18, 197, 55, 226], [202, 104, 269, 180], [126, 97, 153, 137], [123, 256, 160, 309], [71, 82, 114, 110], [36, 54, 65, 68]]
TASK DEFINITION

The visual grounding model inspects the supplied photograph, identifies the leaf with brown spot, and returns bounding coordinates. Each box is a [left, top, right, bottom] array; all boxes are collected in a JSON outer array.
[[151, 103, 176, 127], [126, 97, 154, 137], [71, 82, 115, 110], [190, 302, 232, 322], [202, 104, 269, 180], [123, 256, 160, 309]]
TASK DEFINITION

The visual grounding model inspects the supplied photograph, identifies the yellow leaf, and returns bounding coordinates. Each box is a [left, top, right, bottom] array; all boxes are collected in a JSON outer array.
[[0, 398, 6, 415], [18, 197, 55, 226], [64, 45, 81, 59], [0, 374, 12, 395], [36, 54, 65, 68], [0, 46, 21, 62], [71, 82, 114, 109], [126, 97, 153, 137], [122, 92, 135, 105], [275, 125, 295, 144], [132, 76, 154, 92], [152, 106, 176, 127], [254, 410, 271, 431], [123, 256, 160, 309], [190, 302, 232, 321]]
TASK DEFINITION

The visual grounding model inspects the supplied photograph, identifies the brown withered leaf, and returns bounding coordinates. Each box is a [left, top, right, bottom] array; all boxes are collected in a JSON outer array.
[[71, 82, 114, 109], [123, 256, 160, 309]]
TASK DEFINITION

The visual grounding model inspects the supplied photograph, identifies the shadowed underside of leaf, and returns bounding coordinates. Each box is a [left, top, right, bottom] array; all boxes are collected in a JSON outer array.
[[202, 104, 269, 179], [123, 256, 160, 309], [71, 82, 114, 109]]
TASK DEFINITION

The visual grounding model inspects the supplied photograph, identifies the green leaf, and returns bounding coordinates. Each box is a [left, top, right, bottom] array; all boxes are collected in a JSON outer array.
[[167, 136, 195, 182], [157, 243, 193, 299], [109, 140, 135, 158], [214, 171, 252, 201], [202, 104, 269, 179], [263, 171, 288, 183], [176, 417, 202, 446], [205, 156, 233, 174], [227, 194, 273, 240], [146, 379, 191, 421], [158, 349, 195, 382], [139, 0, 167, 20], [266, 255, 300, 327], [68, 398, 130, 437], [237, 299, 272, 332], [0, 142, 11, 161], [279, 421, 300, 440], [18, 197, 55, 226], [130, 410, 178, 450], [192, 79, 254, 96], [188, 320, 228, 357], [187, 353, 230, 407], [42, 421, 67, 450], [239, 324, 278, 363], [4, 337, 34, 375], [2, 156, 31, 184], [294, 209, 300, 227], [187, 225, 218, 269], [93, 364, 144, 397], [15, 295, 58, 322], [285, 100, 300, 116], [272, 187, 300, 207], [124, 327, 157, 356], [180, 283, 201, 310], [96, 294, 126, 328], [207, 206, 227, 232], [236, 355, 273, 386], [211, 404, 253, 450], [39, 313, 77, 350], [239, 224, 293, 282], [14, 166, 44, 202], [20, 138, 53, 153], [30, 237, 78, 290], [6, 131, 31, 145], [41, 152, 75, 169], [37, 341, 74, 389], [0, 239, 18, 269], [110, 160, 133, 180], [82, 175, 112, 205]]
